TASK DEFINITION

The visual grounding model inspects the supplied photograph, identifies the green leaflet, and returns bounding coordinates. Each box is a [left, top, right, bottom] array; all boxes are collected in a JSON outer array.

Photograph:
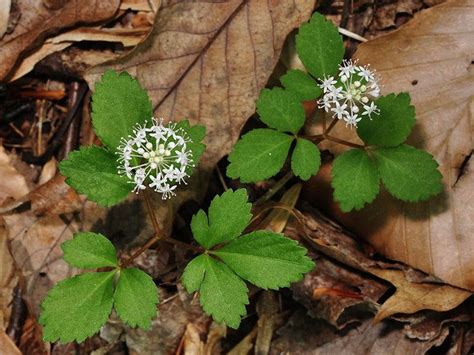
[[59, 145, 130, 207], [331, 149, 380, 212], [256, 87, 306, 133], [62, 232, 118, 269], [39, 271, 115, 343], [213, 231, 314, 289], [227, 129, 294, 183], [357, 93, 416, 147], [373, 145, 443, 202], [198, 255, 249, 329], [91, 70, 153, 151], [291, 138, 321, 181], [280, 69, 322, 101], [114, 268, 159, 329], [191, 189, 252, 249], [295, 12, 344, 79]]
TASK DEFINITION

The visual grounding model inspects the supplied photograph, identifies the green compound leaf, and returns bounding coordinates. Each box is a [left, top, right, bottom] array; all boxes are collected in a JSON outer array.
[[175, 120, 206, 172], [182, 254, 207, 293], [62, 232, 118, 269], [213, 231, 314, 290], [256, 87, 305, 133], [295, 12, 344, 79], [331, 149, 380, 212], [114, 268, 159, 330], [192, 189, 252, 249], [199, 255, 249, 329], [59, 145, 130, 207], [39, 271, 115, 343], [91, 70, 153, 150], [227, 129, 294, 183], [357, 93, 416, 147], [291, 138, 321, 181], [373, 145, 443, 202], [280, 69, 322, 101]]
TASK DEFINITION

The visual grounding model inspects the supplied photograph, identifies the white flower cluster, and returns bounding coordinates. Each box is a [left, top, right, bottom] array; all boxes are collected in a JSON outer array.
[[318, 60, 380, 127], [117, 118, 193, 199]]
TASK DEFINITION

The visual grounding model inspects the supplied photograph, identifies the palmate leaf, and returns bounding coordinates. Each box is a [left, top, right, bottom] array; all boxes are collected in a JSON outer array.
[[291, 138, 321, 181], [91, 70, 153, 151], [256, 87, 305, 133], [59, 146, 130, 207], [280, 69, 322, 101], [357, 93, 416, 147], [295, 12, 344, 79], [212, 231, 314, 289], [191, 189, 252, 249], [227, 129, 294, 183], [114, 268, 159, 329], [39, 271, 115, 343], [62, 232, 118, 269], [331, 149, 380, 212], [373, 144, 443, 202]]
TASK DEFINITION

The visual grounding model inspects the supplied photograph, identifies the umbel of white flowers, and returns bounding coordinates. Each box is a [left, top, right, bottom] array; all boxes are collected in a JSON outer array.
[[318, 59, 380, 127], [117, 118, 193, 199]]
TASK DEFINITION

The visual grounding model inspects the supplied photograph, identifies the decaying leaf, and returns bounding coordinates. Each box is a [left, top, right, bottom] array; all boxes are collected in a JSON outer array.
[[304, 0, 474, 292], [0, 0, 11, 39], [0, 147, 29, 204], [286, 203, 471, 322], [0, 0, 121, 81], [85, 0, 317, 170], [0, 218, 17, 329], [368, 268, 471, 322]]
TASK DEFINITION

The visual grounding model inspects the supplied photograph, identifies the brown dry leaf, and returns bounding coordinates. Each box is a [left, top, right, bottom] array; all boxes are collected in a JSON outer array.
[[305, 0, 474, 292], [0, 0, 120, 81], [0, 330, 21, 355], [85, 0, 317, 170], [0, 0, 11, 39], [287, 203, 471, 322], [368, 268, 471, 322], [0, 147, 29, 204], [259, 183, 302, 233], [0, 218, 17, 329]]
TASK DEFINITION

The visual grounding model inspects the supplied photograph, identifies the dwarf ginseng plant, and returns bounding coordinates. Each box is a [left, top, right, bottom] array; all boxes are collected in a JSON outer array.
[[39, 71, 314, 343], [227, 12, 442, 211]]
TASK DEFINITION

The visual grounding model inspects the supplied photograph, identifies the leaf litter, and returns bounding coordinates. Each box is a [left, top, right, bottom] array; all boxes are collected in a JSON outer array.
[[1, 0, 473, 353]]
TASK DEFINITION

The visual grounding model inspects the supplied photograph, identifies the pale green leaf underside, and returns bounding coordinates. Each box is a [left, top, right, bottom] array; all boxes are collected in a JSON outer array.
[[39, 271, 115, 343], [114, 268, 159, 329], [291, 138, 321, 181], [280, 69, 322, 101], [60, 145, 130, 207], [199, 255, 249, 329], [331, 149, 380, 212], [373, 145, 443, 202], [256, 87, 305, 133], [227, 129, 294, 183], [62, 232, 118, 269], [91, 70, 153, 151], [357, 93, 416, 147], [213, 231, 314, 290], [295, 12, 344, 79]]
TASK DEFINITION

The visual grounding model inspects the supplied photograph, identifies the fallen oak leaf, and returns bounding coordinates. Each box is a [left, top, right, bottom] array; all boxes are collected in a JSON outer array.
[[367, 267, 471, 322], [85, 0, 317, 170]]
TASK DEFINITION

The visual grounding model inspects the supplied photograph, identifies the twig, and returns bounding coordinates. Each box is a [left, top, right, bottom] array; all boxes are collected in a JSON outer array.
[[255, 170, 294, 206], [338, 27, 368, 42]]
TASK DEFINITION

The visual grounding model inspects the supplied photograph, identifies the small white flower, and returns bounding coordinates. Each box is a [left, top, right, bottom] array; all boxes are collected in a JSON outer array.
[[117, 118, 194, 199], [317, 59, 380, 127]]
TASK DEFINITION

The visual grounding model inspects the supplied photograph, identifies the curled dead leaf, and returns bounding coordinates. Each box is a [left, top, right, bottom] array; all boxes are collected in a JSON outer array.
[[0, 0, 120, 81]]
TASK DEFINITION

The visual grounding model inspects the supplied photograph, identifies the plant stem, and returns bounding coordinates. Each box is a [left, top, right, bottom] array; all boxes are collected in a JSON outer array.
[[325, 135, 365, 149], [121, 190, 200, 268], [325, 117, 339, 135]]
